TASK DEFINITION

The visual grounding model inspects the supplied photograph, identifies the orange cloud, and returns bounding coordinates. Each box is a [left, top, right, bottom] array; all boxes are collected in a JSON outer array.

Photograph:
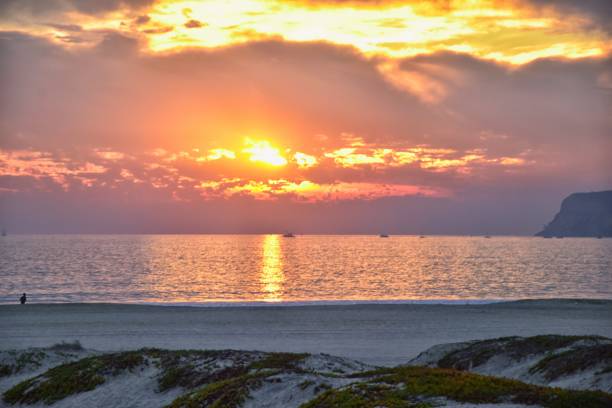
[[195, 177, 446, 201], [2, 0, 608, 65], [197, 148, 236, 161], [291, 152, 316, 168], [0, 142, 531, 202], [0, 150, 107, 190], [94, 149, 126, 161]]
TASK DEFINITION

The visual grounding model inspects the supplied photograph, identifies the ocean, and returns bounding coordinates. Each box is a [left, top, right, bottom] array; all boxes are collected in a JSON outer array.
[[1, 235, 610, 304]]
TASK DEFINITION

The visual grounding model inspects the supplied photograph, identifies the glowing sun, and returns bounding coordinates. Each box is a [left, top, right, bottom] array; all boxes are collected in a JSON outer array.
[[243, 139, 288, 166]]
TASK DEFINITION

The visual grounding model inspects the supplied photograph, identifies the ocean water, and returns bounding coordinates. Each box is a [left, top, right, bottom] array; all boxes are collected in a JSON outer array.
[[0, 235, 610, 304]]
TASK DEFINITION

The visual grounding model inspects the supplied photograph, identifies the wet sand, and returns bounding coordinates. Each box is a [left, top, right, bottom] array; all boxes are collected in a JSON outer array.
[[1, 299, 611, 366]]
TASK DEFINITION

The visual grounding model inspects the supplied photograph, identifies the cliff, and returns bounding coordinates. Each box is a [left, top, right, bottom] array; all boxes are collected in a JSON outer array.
[[537, 190, 612, 237]]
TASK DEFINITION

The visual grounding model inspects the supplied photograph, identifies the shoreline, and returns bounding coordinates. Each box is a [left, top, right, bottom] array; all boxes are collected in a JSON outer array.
[[2, 299, 611, 366], [2, 297, 611, 308]]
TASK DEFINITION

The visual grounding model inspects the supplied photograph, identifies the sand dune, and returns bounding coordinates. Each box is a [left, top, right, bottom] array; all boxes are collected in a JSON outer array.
[[2, 343, 611, 408], [410, 335, 612, 392]]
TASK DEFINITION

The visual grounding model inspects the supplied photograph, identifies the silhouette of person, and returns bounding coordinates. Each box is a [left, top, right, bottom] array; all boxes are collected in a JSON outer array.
[[20, 293, 26, 305]]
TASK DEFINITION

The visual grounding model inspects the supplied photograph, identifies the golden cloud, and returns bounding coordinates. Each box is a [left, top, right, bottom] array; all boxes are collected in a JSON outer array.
[[2, 0, 608, 65]]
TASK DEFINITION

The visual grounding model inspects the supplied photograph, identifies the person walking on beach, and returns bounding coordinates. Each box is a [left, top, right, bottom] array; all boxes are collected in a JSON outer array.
[[20, 293, 26, 305]]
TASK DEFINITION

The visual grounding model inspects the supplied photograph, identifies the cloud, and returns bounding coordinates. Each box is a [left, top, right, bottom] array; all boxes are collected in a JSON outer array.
[[45, 23, 83, 32], [523, 0, 612, 33], [184, 19, 205, 29], [134, 15, 151, 25], [0, 138, 530, 204], [1, 31, 608, 170], [138, 0, 609, 63], [0, 28, 609, 233], [94, 31, 140, 54], [0, 0, 155, 19], [280, 1, 612, 33], [2, 0, 608, 66], [142, 25, 173, 35]]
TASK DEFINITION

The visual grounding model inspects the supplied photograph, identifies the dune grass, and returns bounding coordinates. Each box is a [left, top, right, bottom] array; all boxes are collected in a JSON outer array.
[[529, 344, 612, 380], [305, 366, 612, 408], [164, 372, 270, 408], [3, 347, 611, 407], [438, 335, 608, 370], [49, 340, 84, 352], [3, 351, 144, 405]]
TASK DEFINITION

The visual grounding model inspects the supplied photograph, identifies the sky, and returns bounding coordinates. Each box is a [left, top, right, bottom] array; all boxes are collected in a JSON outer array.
[[0, 0, 610, 234]]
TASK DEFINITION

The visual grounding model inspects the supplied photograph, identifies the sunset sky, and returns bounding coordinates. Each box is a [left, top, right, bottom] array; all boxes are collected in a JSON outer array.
[[0, 0, 610, 234]]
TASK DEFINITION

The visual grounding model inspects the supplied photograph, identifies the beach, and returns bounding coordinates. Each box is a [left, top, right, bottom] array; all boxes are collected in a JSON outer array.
[[2, 299, 611, 366]]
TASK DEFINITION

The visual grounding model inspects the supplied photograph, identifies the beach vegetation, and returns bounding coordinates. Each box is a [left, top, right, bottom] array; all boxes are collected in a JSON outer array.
[[4, 347, 611, 407], [2, 351, 144, 405], [301, 383, 433, 408], [144, 348, 220, 361], [15, 351, 46, 370], [529, 344, 612, 380], [158, 351, 308, 405], [0, 350, 47, 378], [313, 382, 332, 394], [299, 379, 315, 390], [162, 351, 309, 405], [49, 340, 84, 352], [152, 348, 263, 391], [438, 335, 608, 370], [335, 366, 612, 408], [158, 364, 199, 391], [250, 352, 308, 371], [159, 363, 250, 392], [165, 372, 269, 408], [0, 365, 13, 378]]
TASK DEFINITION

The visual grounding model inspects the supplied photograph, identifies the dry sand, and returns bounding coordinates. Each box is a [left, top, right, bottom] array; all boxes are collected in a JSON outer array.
[[1, 299, 611, 366]]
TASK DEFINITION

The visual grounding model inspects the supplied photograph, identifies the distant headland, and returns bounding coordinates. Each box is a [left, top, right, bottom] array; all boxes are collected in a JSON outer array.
[[537, 190, 612, 237]]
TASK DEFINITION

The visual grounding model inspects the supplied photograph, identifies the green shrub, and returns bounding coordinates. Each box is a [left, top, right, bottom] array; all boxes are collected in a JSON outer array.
[[3, 351, 144, 405], [165, 372, 268, 408], [529, 344, 612, 380], [308, 366, 612, 408]]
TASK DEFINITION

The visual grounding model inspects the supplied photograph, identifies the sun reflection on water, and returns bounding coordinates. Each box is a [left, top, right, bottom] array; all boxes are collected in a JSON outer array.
[[260, 234, 284, 302], [2, 235, 610, 304]]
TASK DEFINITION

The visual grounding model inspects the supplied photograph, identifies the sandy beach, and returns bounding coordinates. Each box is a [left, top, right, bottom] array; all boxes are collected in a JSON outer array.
[[1, 299, 611, 366]]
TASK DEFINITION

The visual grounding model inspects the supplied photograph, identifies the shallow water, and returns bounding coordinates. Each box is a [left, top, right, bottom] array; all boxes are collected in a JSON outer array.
[[0, 235, 610, 304]]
